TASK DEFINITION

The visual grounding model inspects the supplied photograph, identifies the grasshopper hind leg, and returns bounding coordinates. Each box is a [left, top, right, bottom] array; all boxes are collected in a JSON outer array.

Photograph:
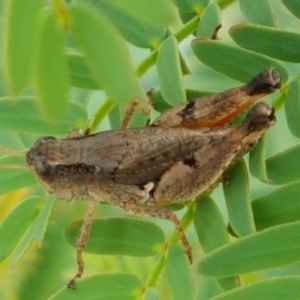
[[123, 202, 193, 263], [122, 97, 152, 129]]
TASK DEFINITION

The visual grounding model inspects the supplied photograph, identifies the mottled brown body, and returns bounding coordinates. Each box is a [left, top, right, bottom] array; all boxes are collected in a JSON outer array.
[[152, 68, 280, 128], [22, 69, 281, 288], [25, 101, 276, 287], [26, 103, 275, 207]]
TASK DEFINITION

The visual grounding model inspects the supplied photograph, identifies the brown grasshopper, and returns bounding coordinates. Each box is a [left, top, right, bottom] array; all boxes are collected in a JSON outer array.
[[1, 69, 280, 288]]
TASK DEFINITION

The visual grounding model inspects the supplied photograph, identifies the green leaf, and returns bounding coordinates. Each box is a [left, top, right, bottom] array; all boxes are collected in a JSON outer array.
[[194, 196, 238, 291], [78, 0, 175, 27], [194, 196, 229, 253], [9, 219, 38, 267], [165, 244, 195, 300], [179, 52, 192, 75], [185, 89, 214, 99], [249, 135, 269, 182], [174, 0, 209, 13], [252, 181, 300, 231], [239, 0, 277, 27], [35, 10, 70, 120], [282, 0, 300, 19], [69, 4, 140, 104], [157, 35, 186, 105], [144, 288, 161, 300], [216, 0, 236, 10], [4, 0, 42, 94], [33, 197, 56, 242], [148, 90, 172, 113], [191, 39, 288, 82], [9, 197, 55, 267], [75, 0, 169, 48], [0, 97, 87, 135], [149, 89, 213, 113], [198, 221, 300, 278], [197, 3, 221, 38], [49, 273, 142, 300], [223, 159, 256, 236], [212, 276, 300, 300], [108, 105, 123, 130], [0, 196, 43, 262], [66, 52, 101, 90], [177, 9, 198, 24], [0, 156, 36, 195], [229, 24, 300, 62], [113, 0, 175, 26], [64, 217, 165, 256], [266, 145, 300, 185], [285, 80, 300, 138]]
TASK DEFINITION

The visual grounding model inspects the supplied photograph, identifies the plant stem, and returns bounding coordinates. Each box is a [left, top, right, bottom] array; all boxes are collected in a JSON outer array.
[[272, 90, 286, 111], [91, 15, 201, 129], [90, 98, 115, 133], [136, 50, 158, 77], [145, 252, 166, 288], [175, 16, 200, 42], [142, 204, 194, 295]]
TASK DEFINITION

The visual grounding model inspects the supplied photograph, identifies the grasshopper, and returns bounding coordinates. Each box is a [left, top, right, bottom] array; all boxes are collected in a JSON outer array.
[[1, 69, 280, 288]]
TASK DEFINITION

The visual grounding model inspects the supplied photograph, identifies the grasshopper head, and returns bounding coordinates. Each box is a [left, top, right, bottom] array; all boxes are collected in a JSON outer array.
[[242, 102, 276, 134]]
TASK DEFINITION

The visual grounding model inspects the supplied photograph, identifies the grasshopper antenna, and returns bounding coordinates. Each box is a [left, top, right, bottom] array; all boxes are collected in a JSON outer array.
[[0, 145, 25, 157], [0, 145, 27, 170]]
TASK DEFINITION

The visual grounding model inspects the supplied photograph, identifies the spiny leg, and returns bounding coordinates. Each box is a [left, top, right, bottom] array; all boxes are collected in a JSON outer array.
[[123, 202, 192, 263], [121, 97, 152, 129], [67, 200, 98, 289]]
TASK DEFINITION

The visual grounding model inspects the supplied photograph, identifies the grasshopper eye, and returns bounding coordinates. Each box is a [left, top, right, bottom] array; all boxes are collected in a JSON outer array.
[[244, 102, 276, 132]]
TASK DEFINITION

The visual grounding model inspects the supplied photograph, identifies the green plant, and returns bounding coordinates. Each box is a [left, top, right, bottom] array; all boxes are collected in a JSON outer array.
[[1, 0, 300, 299]]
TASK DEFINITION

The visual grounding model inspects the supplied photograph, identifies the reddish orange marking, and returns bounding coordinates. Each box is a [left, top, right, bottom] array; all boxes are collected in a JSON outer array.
[[173, 100, 254, 129]]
